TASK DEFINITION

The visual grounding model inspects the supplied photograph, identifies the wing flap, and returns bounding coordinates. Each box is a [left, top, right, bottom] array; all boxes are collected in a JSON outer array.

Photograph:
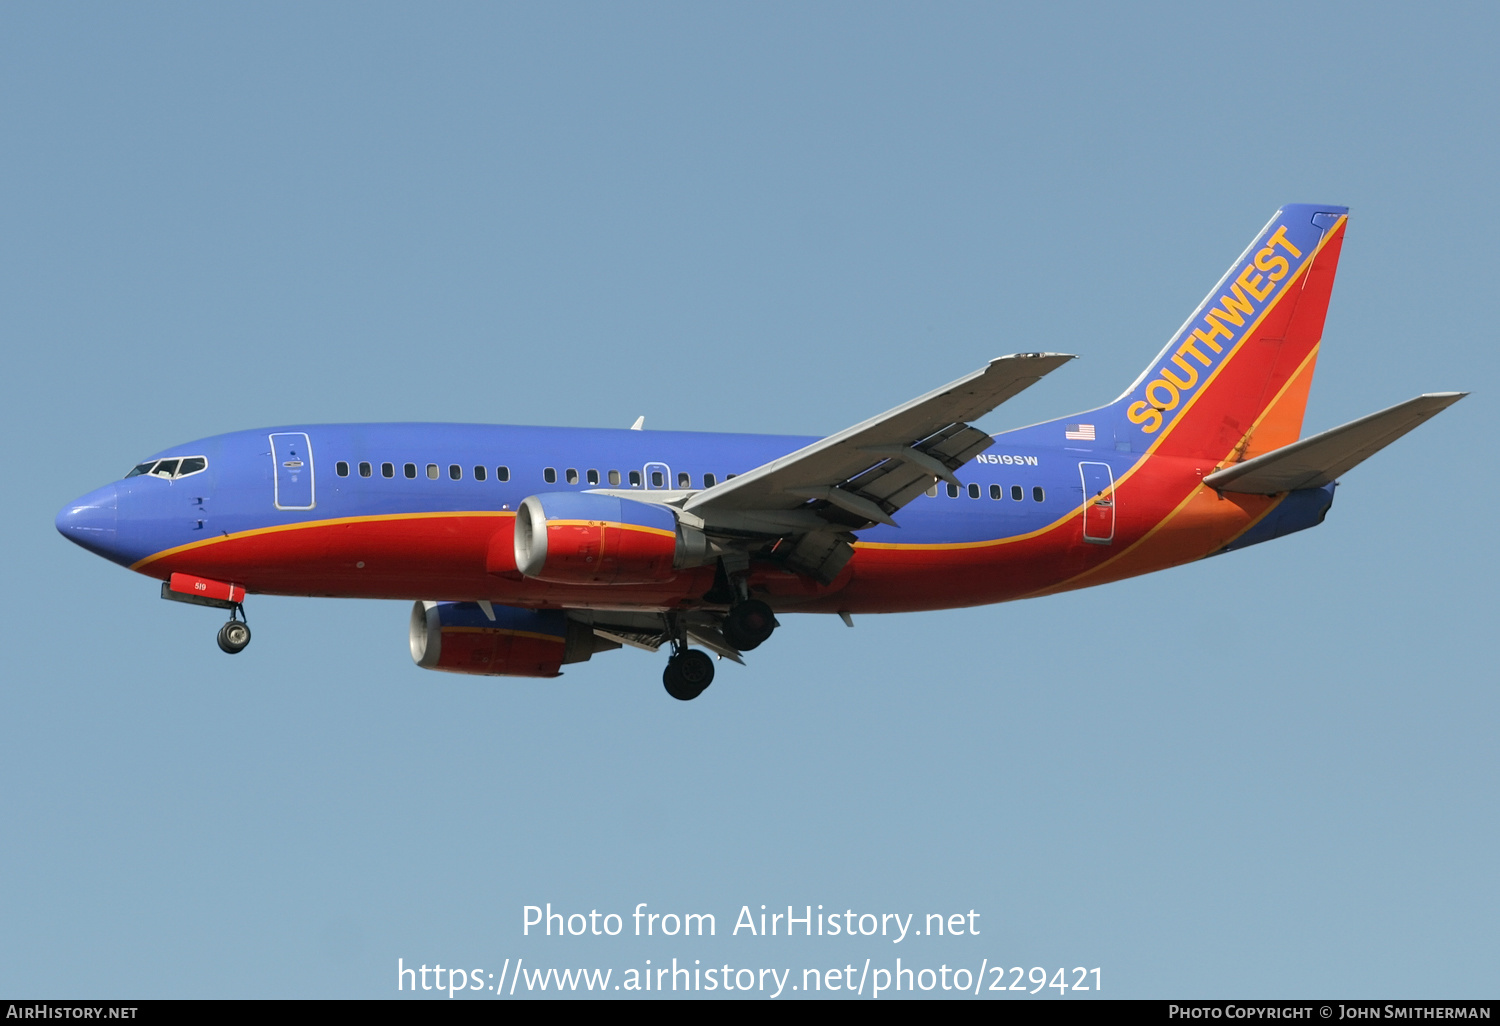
[[686, 353, 1074, 519], [1204, 392, 1466, 495]]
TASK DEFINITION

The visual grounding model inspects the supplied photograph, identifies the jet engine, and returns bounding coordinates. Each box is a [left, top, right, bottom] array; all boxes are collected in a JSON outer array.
[[409, 601, 617, 677], [512, 491, 706, 585]]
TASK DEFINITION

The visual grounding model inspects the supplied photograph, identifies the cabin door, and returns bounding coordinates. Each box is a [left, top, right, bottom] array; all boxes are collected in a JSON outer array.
[[270, 432, 316, 510], [1079, 461, 1114, 544]]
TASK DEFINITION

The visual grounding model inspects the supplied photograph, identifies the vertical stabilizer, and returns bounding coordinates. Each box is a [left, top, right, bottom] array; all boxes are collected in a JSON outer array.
[[1113, 204, 1348, 463]]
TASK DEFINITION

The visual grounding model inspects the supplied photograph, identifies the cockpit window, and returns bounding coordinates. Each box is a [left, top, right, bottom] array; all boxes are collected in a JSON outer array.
[[124, 456, 207, 481]]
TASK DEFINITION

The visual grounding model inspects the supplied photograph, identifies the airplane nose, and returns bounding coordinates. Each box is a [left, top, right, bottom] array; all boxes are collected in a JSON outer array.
[[56, 483, 119, 556]]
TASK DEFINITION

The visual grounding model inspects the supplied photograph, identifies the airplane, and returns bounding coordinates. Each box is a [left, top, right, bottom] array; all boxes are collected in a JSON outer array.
[[55, 204, 1464, 700]]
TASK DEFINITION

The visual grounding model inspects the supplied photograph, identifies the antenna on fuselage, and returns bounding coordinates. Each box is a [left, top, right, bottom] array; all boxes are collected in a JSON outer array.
[[630, 416, 645, 431]]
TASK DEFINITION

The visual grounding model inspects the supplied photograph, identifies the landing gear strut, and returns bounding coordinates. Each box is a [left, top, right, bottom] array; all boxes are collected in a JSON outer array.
[[661, 613, 715, 700], [216, 605, 251, 654], [723, 598, 777, 651]]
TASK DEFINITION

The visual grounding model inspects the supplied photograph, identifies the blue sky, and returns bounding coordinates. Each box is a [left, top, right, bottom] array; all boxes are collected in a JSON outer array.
[[2, 2, 1495, 998]]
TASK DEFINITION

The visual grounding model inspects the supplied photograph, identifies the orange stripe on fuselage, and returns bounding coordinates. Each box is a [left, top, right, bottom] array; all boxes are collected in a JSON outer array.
[[1234, 341, 1322, 462]]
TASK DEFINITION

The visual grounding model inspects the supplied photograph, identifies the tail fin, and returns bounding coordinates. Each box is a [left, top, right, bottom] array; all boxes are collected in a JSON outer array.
[[1114, 204, 1348, 462]]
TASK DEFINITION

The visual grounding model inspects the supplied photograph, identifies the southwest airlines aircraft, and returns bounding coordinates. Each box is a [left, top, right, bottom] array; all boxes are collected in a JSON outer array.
[[56, 205, 1463, 700]]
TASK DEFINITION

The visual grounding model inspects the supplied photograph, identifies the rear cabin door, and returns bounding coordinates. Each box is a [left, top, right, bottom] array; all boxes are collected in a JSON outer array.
[[1079, 461, 1114, 544], [270, 432, 316, 510]]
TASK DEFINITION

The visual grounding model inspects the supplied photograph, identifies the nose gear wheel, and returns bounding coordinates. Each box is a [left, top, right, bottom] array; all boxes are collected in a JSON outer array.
[[217, 620, 251, 654]]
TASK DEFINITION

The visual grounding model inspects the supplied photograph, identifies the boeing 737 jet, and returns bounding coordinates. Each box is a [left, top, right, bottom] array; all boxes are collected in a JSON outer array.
[[56, 205, 1463, 699]]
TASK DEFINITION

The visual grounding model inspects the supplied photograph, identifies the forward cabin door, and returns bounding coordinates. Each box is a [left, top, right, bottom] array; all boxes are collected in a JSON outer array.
[[1079, 461, 1114, 544], [270, 432, 316, 510]]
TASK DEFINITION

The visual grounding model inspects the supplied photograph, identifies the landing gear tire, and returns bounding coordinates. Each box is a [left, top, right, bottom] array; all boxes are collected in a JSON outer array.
[[663, 649, 715, 701], [217, 620, 251, 654], [722, 599, 777, 651]]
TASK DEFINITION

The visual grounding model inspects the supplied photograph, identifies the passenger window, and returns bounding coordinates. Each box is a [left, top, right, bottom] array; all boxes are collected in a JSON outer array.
[[177, 457, 207, 477], [609, 470, 621, 486], [336, 461, 350, 477], [650, 470, 664, 488], [404, 463, 417, 479], [926, 484, 938, 497], [359, 462, 372, 478], [628, 470, 641, 487], [968, 483, 980, 499], [990, 484, 1002, 500], [125, 461, 157, 478], [449, 464, 462, 480], [427, 464, 439, 480], [704, 473, 716, 487], [1011, 485, 1023, 501], [1033, 486, 1045, 502], [678, 472, 690, 488], [586, 469, 599, 485], [946, 483, 959, 498], [473, 466, 486, 481], [726, 473, 737, 479], [382, 463, 394, 478], [152, 459, 180, 479], [566, 468, 579, 484], [496, 466, 510, 482], [544, 467, 557, 484]]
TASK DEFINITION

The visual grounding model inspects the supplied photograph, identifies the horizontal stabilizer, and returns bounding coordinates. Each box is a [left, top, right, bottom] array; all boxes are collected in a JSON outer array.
[[1203, 392, 1466, 494]]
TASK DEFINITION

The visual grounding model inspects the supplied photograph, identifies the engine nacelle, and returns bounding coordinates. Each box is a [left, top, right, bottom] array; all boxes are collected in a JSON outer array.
[[513, 491, 706, 585], [409, 601, 613, 677]]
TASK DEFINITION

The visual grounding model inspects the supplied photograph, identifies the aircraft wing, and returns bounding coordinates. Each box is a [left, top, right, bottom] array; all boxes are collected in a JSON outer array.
[[1204, 392, 1466, 495], [678, 353, 1073, 579]]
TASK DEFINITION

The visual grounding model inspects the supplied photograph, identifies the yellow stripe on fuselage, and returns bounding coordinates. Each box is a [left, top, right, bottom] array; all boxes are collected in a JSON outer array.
[[129, 510, 516, 572]]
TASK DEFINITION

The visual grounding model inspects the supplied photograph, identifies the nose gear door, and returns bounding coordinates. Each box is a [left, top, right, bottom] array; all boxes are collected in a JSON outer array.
[[270, 432, 316, 510]]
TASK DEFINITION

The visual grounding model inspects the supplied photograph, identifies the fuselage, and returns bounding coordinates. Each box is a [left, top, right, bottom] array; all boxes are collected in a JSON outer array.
[[55, 206, 1428, 697], [55, 416, 1330, 616]]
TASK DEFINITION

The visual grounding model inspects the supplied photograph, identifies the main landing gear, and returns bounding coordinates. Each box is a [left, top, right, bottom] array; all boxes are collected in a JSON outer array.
[[659, 592, 781, 700], [722, 598, 777, 651], [663, 648, 714, 701], [216, 607, 251, 654]]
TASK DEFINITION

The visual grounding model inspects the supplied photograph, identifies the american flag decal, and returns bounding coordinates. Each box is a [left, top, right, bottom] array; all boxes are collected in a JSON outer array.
[[1065, 423, 1096, 441]]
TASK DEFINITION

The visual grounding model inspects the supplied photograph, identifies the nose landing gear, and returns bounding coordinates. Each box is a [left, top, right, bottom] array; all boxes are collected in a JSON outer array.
[[160, 578, 253, 655], [216, 604, 251, 654]]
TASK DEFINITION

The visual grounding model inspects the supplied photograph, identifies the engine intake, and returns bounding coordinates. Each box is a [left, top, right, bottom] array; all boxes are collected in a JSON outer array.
[[409, 601, 615, 677], [513, 491, 705, 585]]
